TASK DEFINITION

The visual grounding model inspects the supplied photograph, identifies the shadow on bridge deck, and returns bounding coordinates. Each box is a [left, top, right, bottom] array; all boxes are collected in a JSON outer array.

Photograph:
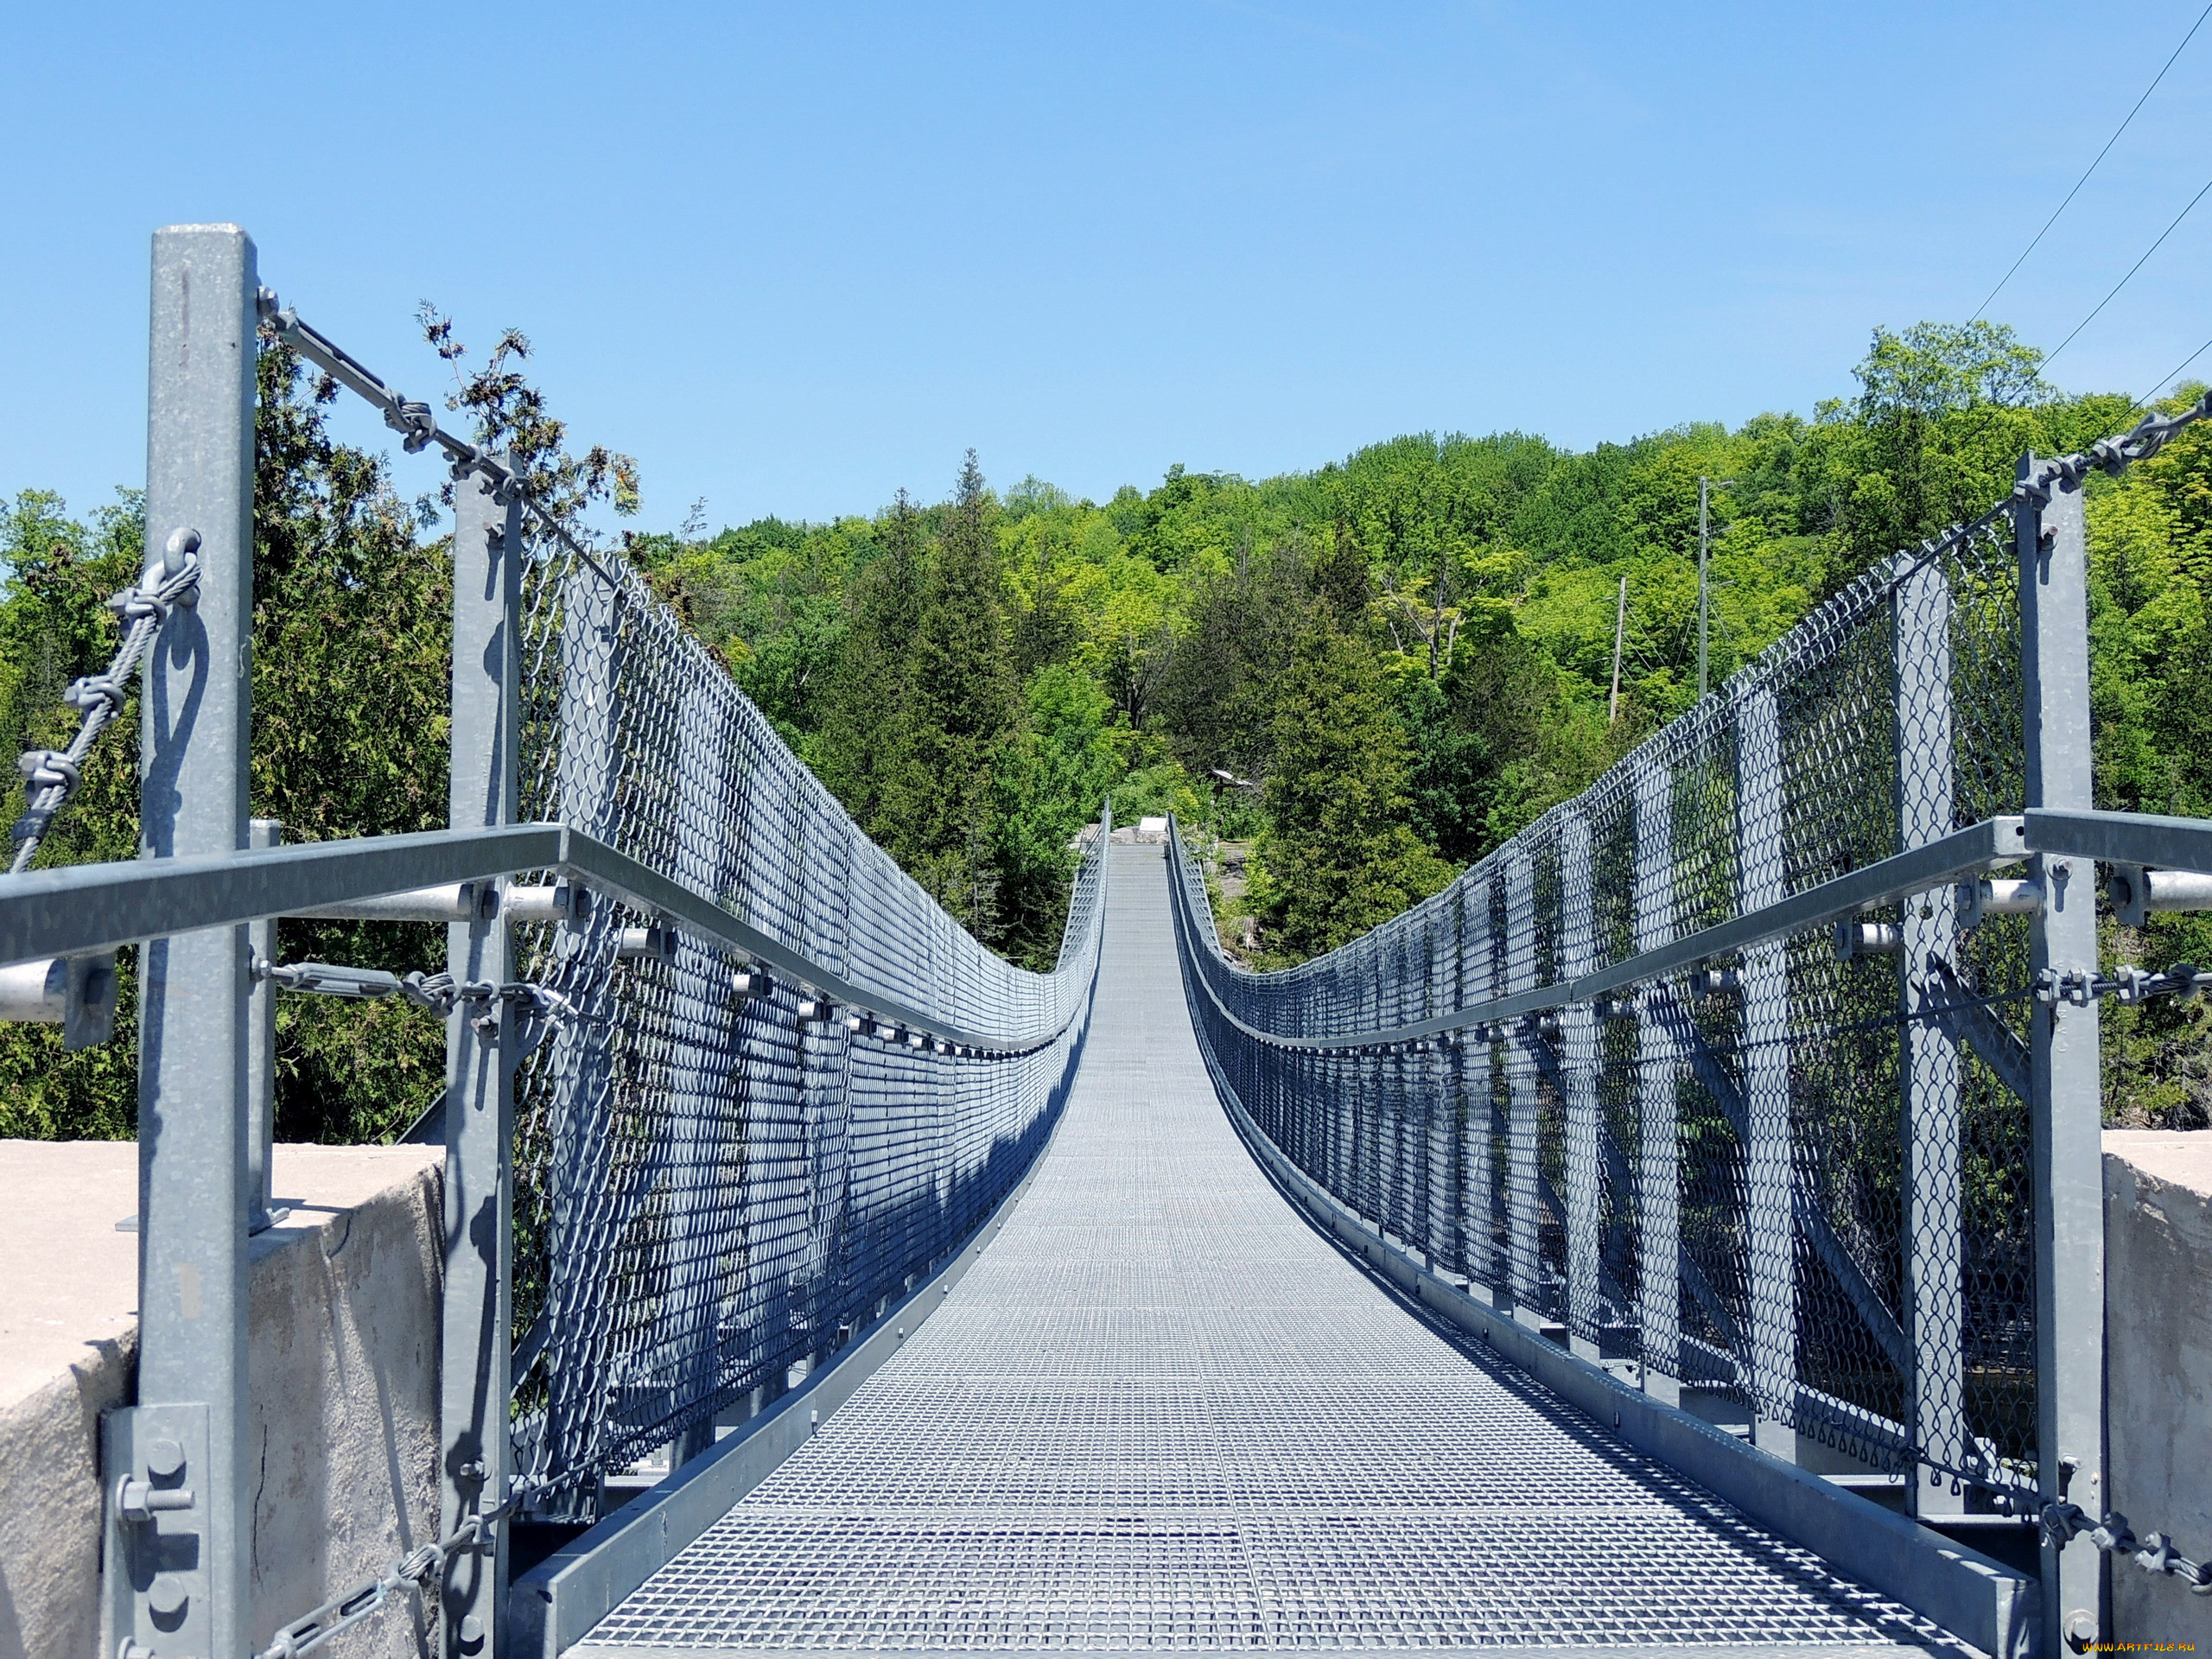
[[571, 847, 1964, 1657]]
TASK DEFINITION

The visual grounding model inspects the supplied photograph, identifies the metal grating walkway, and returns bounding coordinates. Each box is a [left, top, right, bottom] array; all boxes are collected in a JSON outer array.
[[572, 847, 1958, 1656]]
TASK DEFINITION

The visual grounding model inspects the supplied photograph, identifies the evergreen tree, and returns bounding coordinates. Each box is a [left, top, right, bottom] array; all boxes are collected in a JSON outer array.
[[1154, 537, 1311, 785], [1257, 617, 1452, 957], [814, 491, 924, 834], [888, 453, 1020, 935]]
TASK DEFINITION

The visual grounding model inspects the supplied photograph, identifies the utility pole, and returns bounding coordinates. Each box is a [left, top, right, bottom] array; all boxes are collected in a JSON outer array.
[[1609, 575, 1628, 724], [1697, 477, 1734, 701]]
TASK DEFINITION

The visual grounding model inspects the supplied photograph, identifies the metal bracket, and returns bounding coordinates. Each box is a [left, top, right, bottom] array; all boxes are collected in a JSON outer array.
[[0, 952, 118, 1048], [1834, 917, 1903, 960], [616, 925, 677, 961], [1959, 876, 2043, 927], [506, 881, 591, 925], [287, 880, 495, 923], [101, 1402, 209, 1659], [2107, 865, 2212, 928]]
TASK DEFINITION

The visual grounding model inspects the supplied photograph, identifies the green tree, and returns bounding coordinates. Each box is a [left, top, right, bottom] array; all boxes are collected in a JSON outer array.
[[0, 343, 459, 1142], [0, 490, 146, 1138], [887, 453, 1020, 934], [814, 493, 925, 833], [1256, 619, 1452, 957], [993, 664, 1121, 967]]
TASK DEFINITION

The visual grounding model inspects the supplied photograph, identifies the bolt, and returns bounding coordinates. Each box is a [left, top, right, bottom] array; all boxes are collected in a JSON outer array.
[[459, 1611, 487, 1651], [144, 1438, 185, 1479], [148, 1574, 189, 1618], [2063, 1608, 2098, 1651]]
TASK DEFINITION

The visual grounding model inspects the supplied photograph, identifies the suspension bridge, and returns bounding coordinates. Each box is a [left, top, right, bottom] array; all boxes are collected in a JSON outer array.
[[3, 225, 2211, 1659]]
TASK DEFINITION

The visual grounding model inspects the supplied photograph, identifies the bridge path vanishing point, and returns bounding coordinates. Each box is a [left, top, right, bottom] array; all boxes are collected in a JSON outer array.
[[571, 846, 1952, 1657]]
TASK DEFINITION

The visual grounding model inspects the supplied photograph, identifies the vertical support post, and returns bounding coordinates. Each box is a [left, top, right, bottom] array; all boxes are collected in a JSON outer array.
[[2019, 456, 2106, 1654], [1503, 849, 1541, 1323], [1463, 880, 1495, 1295], [799, 769, 855, 1384], [539, 562, 619, 1518], [668, 686, 734, 1469], [1560, 807, 1602, 1360], [1894, 558, 1967, 1517], [1735, 683, 1797, 1460], [1633, 759, 1681, 1405], [247, 817, 282, 1233], [1335, 1050, 1353, 1202], [118, 223, 258, 1659], [1428, 912, 1452, 1270], [442, 462, 521, 1658]]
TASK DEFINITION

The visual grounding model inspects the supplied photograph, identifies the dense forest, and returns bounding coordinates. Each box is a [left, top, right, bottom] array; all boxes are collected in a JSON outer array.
[[3, 320, 2209, 1138]]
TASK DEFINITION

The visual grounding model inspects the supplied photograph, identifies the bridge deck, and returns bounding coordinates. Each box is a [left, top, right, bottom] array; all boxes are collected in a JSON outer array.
[[574, 848, 1952, 1656]]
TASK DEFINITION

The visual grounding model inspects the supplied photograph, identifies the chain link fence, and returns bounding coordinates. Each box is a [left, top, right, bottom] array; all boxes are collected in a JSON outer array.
[[1170, 501, 2048, 1510], [502, 533, 1108, 1517]]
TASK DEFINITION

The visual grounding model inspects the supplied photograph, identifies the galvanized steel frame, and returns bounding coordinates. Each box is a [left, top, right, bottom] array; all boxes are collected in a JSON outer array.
[[1163, 892, 2039, 1658], [40, 225, 1110, 1659], [105, 221, 263, 1659]]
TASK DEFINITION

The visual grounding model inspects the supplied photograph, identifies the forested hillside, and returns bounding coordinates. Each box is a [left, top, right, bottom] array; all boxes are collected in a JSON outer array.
[[4, 320, 2209, 1136], [623, 327, 2207, 949]]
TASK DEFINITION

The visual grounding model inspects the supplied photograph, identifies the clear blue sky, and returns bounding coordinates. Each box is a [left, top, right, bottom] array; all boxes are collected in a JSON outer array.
[[4, 2, 2209, 537]]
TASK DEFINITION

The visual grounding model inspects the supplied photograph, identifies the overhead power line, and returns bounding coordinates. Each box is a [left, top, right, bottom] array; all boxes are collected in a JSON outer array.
[[2041, 171, 2212, 370], [2123, 331, 2212, 420], [1973, 0, 2212, 319]]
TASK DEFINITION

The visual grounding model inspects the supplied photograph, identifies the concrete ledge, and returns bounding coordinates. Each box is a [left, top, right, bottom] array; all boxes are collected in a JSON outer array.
[[2104, 1131, 2212, 1649], [1201, 1074, 2036, 1659], [0, 1141, 443, 1659]]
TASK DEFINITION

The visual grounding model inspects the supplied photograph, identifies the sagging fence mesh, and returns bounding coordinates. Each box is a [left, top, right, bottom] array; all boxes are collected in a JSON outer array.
[[1169, 508, 2044, 1509], [504, 534, 1107, 1518]]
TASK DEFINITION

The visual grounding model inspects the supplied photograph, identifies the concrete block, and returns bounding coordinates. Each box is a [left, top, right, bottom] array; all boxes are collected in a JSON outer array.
[[0, 1141, 443, 1659], [2104, 1130, 2212, 1649]]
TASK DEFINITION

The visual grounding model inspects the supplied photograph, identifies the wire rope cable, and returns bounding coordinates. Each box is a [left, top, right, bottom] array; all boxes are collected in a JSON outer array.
[[2041, 171, 2212, 370], [1972, 0, 2212, 319]]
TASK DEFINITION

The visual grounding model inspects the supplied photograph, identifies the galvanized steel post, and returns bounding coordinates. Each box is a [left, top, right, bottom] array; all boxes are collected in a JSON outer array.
[[2018, 456, 2106, 1654], [1427, 913, 1452, 1269], [1559, 806, 1602, 1360], [1734, 683, 1797, 1461], [1631, 758, 1681, 1404], [541, 560, 620, 1516], [113, 223, 259, 1659], [1464, 878, 1496, 1294], [1503, 849, 1541, 1319], [669, 683, 730, 1467], [1892, 559, 1967, 1518], [442, 461, 522, 1657]]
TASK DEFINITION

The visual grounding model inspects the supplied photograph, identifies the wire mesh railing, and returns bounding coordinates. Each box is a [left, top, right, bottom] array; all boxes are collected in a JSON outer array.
[[1164, 404, 2207, 1580], [0, 226, 1110, 1659], [503, 531, 1108, 1515]]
